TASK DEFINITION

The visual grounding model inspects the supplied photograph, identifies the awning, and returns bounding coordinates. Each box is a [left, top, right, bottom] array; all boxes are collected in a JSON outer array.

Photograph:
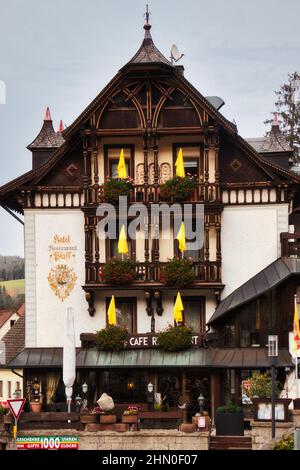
[[8, 347, 293, 369], [209, 257, 300, 324]]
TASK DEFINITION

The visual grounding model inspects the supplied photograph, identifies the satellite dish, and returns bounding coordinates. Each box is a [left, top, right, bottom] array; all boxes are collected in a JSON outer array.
[[170, 44, 184, 64]]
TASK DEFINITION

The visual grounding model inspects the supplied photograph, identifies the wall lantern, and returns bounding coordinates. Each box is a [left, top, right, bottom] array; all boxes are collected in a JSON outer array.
[[127, 381, 135, 390], [82, 382, 88, 394]]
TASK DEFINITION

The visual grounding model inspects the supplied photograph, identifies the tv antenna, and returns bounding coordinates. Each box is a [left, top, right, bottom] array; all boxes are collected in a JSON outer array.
[[170, 44, 184, 65]]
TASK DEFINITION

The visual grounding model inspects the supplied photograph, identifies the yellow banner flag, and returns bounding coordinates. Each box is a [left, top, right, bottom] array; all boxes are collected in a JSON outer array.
[[118, 225, 128, 255], [175, 148, 185, 178], [293, 296, 300, 353], [174, 292, 184, 323], [117, 148, 127, 179], [176, 222, 186, 253], [107, 295, 117, 326]]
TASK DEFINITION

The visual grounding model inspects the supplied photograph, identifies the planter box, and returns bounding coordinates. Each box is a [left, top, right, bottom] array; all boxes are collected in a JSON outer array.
[[122, 415, 138, 424], [80, 414, 98, 424], [215, 413, 244, 436], [252, 398, 292, 421], [100, 414, 117, 424]]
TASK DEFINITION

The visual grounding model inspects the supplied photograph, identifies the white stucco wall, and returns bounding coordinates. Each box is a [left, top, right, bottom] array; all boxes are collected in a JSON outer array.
[[221, 204, 289, 298], [24, 209, 101, 348], [0, 369, 23, 401]]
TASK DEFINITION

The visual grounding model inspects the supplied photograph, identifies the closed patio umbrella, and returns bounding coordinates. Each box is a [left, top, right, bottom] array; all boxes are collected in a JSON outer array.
[[63, 307, 76, 414]]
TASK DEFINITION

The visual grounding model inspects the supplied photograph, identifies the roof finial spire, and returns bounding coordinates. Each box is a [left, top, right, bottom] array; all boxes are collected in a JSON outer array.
[[144, 4, 151, 31], [44, 106, 52, 121], [273, 112, 279, 126]]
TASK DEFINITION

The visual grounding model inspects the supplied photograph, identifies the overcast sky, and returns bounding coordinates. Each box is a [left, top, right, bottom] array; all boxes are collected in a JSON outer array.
[[0, 0, 299, 256]]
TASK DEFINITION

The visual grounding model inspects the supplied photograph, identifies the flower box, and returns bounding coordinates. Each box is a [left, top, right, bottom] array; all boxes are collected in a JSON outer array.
[[100, 414, 117, 424], [80, 414, 98, 424], [122, 415, 138, 424]]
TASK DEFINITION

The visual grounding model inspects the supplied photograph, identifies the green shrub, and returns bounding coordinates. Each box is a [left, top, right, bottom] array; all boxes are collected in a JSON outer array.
[[102, 178, 133, 205], [160, 176, 196, 202], [242, 371, 280, 400], [96, 325, 129, 352], [0, 405, 8, 416], [216, 401, 242, 414], [273, 434, 294, 450], [156, 325, 193, 352], [103, 258, 136, 285], [161, 258, 195, 288]]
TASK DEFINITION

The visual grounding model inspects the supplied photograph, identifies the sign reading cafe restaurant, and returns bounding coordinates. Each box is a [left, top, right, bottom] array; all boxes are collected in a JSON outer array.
[[125, 334, 202, 349]]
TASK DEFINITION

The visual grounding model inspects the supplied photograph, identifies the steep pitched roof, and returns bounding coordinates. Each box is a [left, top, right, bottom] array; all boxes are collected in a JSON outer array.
[[2, 315, 25, 364], [126, 22, 173, 67], [0, 310, 14, 329], [246, 115, 291, 154], [208, 257, 300, 325], [27, 107, 64, 149]]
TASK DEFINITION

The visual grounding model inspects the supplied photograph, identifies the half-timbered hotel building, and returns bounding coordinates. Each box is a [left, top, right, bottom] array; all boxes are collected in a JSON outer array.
[[1, 17, 300, 420]]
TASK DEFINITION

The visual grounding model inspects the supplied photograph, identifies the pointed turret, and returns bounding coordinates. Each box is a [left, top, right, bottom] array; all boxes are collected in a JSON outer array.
[[27, 107, 64, 169], [124, 6, 173, 68]]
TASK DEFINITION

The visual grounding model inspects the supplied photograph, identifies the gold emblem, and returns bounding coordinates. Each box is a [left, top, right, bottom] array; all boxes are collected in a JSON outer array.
[[47, 264, 77, 302]]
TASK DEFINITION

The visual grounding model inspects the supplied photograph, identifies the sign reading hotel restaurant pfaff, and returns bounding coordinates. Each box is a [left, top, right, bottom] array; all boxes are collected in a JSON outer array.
[[126, 333, 202, 349]]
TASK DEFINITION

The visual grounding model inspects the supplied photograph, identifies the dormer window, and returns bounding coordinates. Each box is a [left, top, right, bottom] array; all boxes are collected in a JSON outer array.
[[104, 145, 134, 179]]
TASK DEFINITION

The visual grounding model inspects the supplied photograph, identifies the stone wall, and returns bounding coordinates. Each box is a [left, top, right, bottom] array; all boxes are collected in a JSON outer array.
[[0, 429, 210, 451], [251, 421, 294, 450]]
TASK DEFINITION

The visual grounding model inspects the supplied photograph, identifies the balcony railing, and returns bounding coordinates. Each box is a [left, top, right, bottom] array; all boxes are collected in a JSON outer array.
[[280, 232, 300, 258], [85, 260, 222, 286], [85, 182, 220, 206]]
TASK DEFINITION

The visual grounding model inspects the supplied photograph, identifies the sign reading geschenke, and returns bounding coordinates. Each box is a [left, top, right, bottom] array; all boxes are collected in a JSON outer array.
[[126, 333, 202, 349]]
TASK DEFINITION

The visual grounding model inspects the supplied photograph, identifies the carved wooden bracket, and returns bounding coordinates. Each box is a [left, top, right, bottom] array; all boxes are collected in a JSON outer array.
[[154, 290, 163, 316], [85, 291, 96, 317]]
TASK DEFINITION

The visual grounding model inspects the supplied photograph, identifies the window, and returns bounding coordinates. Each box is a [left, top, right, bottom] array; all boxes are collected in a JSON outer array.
[[174, 218, 204, 262], [0, 381, 3, 398], [7, 381, 11, 398], [173, 144, 203, 180], [182, 297, 205, 333], [223, 324, 236, 347], [104, 145, 134, 179], [10, 320, 16, 328], [107, 224, 135, 259], [106, 297, 136, 334], [240, 300, 260, 347], [16, 381, 20, 391]]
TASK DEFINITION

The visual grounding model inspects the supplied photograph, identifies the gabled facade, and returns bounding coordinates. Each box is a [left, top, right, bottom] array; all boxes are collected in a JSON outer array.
[[1, 18, 299, 419]]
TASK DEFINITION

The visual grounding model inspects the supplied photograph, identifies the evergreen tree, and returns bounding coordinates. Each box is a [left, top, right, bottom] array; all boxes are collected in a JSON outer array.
[[265, 71, 300, 160]]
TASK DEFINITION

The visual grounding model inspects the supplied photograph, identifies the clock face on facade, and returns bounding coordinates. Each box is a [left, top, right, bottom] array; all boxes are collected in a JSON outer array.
[[0, 340, 5, 365]]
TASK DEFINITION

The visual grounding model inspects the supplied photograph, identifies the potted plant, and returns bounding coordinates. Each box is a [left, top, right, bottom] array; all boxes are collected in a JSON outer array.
[[102, 178, 133, 205], [122, 406, 140, 424], [30, 399, 42, 413], [0, 404, 8, 423], [215, 401, 244, 436], [80, 406, 98, 424], [103, 258, 137, 285], [96, 324, 129, 352], [160, 176, 197, 202], [242, 372, 291, 421], [156, 324, 193, 352], [161, 258, 195, 288], [100, 409, 117, 424]]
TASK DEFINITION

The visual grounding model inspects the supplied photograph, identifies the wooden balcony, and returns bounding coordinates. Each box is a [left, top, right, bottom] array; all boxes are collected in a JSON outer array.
[[281, 232, 300, 258], [85, 182, 221, 206], [85, 260, 222, 289]]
